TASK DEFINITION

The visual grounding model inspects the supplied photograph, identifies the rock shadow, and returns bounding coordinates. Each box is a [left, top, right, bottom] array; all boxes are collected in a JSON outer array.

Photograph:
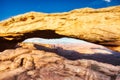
[[0, 30, 67, 52], [34, 44, 120, 65]]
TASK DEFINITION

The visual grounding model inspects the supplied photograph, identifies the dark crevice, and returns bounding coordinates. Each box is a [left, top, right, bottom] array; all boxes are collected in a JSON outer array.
[[21, 30, 67, 40], [20, 58, 24, 67], [0, 38, 18, 52], [111, 75, 117, 80]]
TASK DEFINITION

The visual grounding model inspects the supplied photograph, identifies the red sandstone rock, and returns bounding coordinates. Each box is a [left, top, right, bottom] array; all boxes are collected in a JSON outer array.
[[0, 43, 120, 80]]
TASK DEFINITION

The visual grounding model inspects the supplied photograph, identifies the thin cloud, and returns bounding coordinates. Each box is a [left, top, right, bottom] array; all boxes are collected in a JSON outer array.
[[104, 0, 111, 3]]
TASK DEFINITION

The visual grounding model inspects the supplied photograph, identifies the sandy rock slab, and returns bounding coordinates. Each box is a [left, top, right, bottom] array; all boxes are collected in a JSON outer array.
[[0, 42, 120, 80]]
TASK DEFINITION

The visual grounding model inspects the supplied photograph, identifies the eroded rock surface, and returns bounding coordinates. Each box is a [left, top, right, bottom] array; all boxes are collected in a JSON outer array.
[[0, 6, 120, 80], [0, 41, 120, 80], [23, 37, 117, 55], [0, 6, 120, 51]]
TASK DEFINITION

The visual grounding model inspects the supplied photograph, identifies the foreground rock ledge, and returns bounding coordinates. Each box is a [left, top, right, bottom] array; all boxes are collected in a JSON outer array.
[[0, 6, 120, 51], [0, 42, 120, 80]]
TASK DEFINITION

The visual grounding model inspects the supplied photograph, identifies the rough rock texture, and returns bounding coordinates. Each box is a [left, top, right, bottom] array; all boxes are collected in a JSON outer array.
[[0, 6, 120, 80], [0, 6, 120, 51], [22, 38, 120, 65], [23, 37, 119, 55], [0, 42, 120, 80]]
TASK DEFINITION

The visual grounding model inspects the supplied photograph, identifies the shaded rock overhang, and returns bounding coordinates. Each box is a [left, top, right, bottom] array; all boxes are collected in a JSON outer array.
[[0, 6, 120, 51]]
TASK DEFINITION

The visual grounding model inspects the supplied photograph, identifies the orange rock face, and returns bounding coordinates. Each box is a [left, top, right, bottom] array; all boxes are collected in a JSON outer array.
[[0, 6, 120, 51]]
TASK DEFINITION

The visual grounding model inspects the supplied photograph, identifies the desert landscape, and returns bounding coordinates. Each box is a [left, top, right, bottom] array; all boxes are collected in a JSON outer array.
[[0, 6, 120, 80]]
